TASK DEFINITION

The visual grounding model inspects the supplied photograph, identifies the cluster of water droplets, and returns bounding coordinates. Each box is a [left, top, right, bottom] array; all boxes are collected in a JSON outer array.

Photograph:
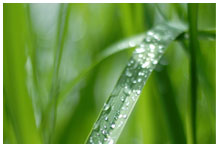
[[87, 24, 181, 144]]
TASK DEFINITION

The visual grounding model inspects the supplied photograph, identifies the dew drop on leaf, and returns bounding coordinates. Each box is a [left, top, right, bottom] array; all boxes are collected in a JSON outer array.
[[148, 53, 155, 58], [138, 78, 142, 82], [102, 130, 106, 135], [103, 104, 110, 111], [110, 123, 116, 129], [125, 70, 132, 77], [136, 47, 145, 53], [142, 61, 150, 68], [149, 44, 155, 50], [138, 54, 143, 58], [152, 59, 158, 65], [108, 139, 114, 144], [136, 90, 141, 95], [129, 41, 136, 47], [123, 114, 127, 119]]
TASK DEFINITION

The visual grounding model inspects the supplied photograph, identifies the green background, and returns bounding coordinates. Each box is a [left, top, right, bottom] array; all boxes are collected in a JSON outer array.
[[3, 3, 216, 144]]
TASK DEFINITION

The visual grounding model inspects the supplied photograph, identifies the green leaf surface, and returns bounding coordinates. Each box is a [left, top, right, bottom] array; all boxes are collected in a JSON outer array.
[[57, 33, 145, 104], [86, 23, 184, 144], [187, 3, 199, 144], [3, 4, 41, 143]]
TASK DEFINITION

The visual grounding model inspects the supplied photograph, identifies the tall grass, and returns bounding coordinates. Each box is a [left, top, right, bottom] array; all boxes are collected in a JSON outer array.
[[187, 3, 199, 144], [3, 3, 216, 144], [86, 23, 184, 144]]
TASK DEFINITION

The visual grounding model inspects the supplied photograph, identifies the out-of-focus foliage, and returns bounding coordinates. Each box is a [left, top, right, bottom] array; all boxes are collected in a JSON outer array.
[[3, 3, 215, 144]]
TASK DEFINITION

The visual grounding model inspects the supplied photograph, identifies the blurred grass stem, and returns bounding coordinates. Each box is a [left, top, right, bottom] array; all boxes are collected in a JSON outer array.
[[188, 3, 199, 144]]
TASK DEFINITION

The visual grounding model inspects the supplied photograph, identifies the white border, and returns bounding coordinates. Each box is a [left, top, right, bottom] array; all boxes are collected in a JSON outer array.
[[1, 0, 218, 146], [1, 0, 218, 3]]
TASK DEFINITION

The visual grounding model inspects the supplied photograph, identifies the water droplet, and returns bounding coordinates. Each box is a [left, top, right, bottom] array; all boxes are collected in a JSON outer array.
[[142, 61, 150, 68], [105, 117, 108, 121], [147, 31, 154, 36], [93, 123, 98, 130], [111, 124, 116, 129], [89, 138, 93, 144], [148, 53, 155, 58], [158, 49, 164, 53], [138, 72, 144, 76], [158, 45, 164, 53], [140, 44, 145, 48], [136, 90, 141, 95], [129, 41, 136, 47], [145, 37, 151, 42], [102, 130, 106, 135], [104, 104, 110, 111], [149, 44, 155, 50], [126, 101, 130, 106], [136, 47, 145, 53], [131, 96, 136, 101], [125, 70, 132, 77], [104, 125, 107, 129], [119, 114, 123, 118], [138, 54, 143, 58], [138, 78, 142, 82], [152, 60, 158, 65], [124, 86, 131, 95], [118, 121, 124, 128], [108, 139, 114, 144], [133, 80, 137, 84], [121, 106, 126, 110], [121, 97, 125, 102], [123, 114, 127, 119]]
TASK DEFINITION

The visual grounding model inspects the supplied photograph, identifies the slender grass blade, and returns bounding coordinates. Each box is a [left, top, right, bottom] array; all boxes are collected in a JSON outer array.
[[86, 23, 183, 144]]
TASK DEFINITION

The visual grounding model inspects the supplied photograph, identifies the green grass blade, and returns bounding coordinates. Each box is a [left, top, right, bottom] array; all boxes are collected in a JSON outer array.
[[3, 4, 41, 143], [57, 33, 145, 104], [119, 4, 134, 37], [86, 23, 183, 144], [176, 30, 216, 41], [40, 4, 70, 143], [187, 3, 199, 144], [154, 68, 187, 143]]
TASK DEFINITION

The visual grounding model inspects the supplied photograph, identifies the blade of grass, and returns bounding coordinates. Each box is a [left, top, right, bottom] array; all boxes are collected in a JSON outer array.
[[86, 23, 184, 144], [57, 72, 97, 143], [178, 34, 216, 144], [187, 3, 199, 144], [119, 4, 134, 37], [57, 33, 145, 104], [25, 4, 39, 93], [176, 30, 216, 41], [3, 90, 17, 144], [154, 68, 187, 143], [3, 4, 41, 143], [40, 3, 70, 143], [134, 3, 145, 33]]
